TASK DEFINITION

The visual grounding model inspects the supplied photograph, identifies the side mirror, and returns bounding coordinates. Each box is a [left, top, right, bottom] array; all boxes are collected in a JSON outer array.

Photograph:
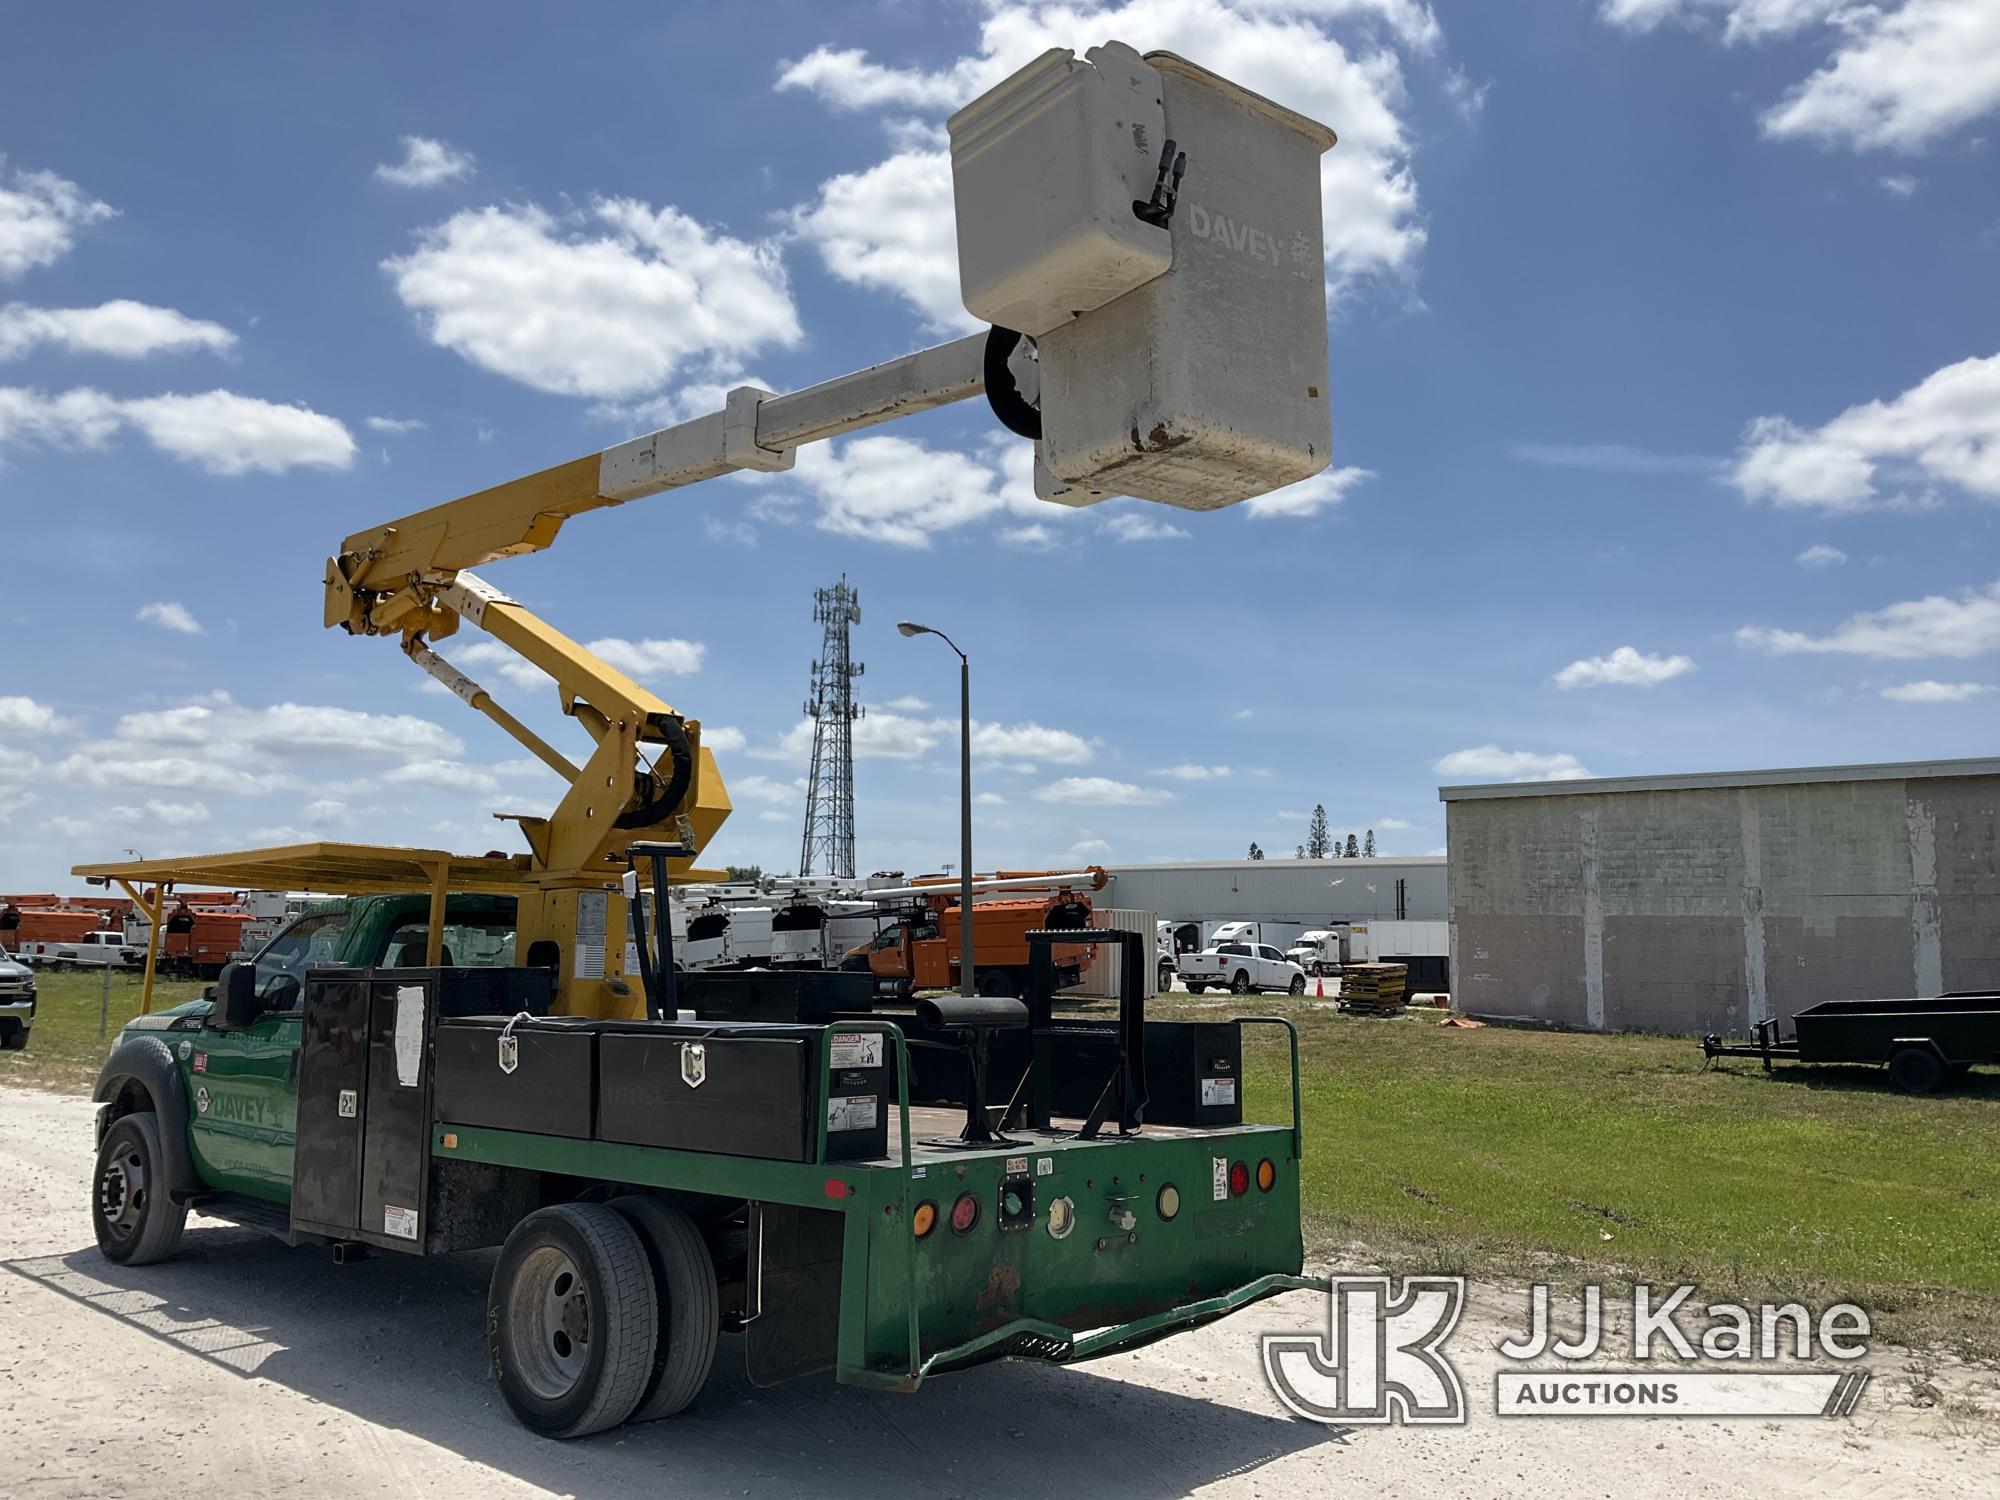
[[216, 962, 262, 1028]]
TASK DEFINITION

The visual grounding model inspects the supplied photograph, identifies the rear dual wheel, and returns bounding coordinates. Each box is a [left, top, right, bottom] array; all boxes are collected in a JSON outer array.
[[489, 1199, 719, 1439]]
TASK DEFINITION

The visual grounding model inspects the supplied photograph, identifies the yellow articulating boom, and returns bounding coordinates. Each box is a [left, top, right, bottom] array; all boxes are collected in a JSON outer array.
[[315, 340, 994, 1017]]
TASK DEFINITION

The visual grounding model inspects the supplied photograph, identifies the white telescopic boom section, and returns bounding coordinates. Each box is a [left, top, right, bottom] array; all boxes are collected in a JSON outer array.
[[864, 869, 1106, 903]]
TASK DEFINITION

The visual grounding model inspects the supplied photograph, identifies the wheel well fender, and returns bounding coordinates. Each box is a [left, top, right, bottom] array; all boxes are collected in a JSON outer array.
[[1886, 1036, 1949, 1064], [93, 1034, 199, 1200]]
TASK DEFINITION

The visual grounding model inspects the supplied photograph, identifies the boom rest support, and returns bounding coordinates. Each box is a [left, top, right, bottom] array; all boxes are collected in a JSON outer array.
[[1025, 927, 1150, 1138]]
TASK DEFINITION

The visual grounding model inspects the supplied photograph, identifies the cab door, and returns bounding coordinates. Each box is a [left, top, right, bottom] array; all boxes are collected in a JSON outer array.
[[186, 907, 352, 1203]]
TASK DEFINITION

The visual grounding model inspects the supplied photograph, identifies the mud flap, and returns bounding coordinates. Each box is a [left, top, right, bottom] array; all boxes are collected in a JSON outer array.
[[745, 1203, 846, 1386]]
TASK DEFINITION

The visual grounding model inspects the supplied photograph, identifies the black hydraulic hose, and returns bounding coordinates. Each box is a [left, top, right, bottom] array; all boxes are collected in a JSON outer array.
[[615, 714, 695, 829]]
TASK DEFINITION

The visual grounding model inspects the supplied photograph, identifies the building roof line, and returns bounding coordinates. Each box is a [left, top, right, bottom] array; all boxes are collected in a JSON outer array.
[[1438, 756, 2000, 802]]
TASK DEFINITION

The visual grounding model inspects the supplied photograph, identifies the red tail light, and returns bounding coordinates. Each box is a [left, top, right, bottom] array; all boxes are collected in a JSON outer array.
[[950, 1191, 980, 1234], [1228, 1161, 1250, 1197]]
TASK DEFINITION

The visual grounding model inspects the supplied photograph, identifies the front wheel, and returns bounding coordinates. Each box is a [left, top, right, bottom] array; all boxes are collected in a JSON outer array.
[[1289, 974, 1307, 996], [0, 1025, 26, 1051], [490, 1203, 660, 1438], [1230, 971, 1251, 995], [93, 1112, 187, 1265], [1158, 963, 1175, 992]]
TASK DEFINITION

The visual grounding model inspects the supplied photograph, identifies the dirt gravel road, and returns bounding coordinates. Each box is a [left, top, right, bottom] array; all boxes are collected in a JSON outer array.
[[0, 1085, 1989, 1498]]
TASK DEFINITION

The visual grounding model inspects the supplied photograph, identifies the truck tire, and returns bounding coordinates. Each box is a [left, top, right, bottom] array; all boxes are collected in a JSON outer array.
[[610, 1197, 719, 1421], [1231, 971, 1251, 995], [1289, 974, 1307, 996], [1158, 962, 1174, 992], [1886, 1046, 1945, 1096], [92, 1112, 188, 1266], [1, 1024, 26, 1050], [490, 1203, 659, 1438], [976, 968, 1014, 999]]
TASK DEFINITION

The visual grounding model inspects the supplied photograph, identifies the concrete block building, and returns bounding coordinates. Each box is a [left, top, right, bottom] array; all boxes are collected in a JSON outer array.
[[1440, 759, 2000, 1035]]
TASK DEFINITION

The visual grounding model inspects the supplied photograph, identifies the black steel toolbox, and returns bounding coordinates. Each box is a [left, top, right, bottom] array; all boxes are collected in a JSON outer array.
[[596, 1021, 890, 1163], [432, 1016, 597, 1139], [1047, 1019, 1243, 1127]]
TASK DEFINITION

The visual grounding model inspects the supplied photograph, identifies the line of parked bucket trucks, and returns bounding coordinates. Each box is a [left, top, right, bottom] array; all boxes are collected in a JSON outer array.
[[3, 872, 1444, 1002], [0, 868, 1120, 995]]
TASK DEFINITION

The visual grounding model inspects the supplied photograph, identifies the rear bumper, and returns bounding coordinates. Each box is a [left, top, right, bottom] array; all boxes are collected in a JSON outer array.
[[904, 1272, 1328, 1386]]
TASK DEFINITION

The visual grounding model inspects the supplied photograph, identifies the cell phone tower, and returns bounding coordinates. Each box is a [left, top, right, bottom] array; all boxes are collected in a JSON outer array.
[[799, 576, 864, 878]]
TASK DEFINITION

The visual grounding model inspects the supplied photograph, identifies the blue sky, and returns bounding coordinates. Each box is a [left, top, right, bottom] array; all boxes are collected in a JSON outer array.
[[2, 0, 1998, 892]]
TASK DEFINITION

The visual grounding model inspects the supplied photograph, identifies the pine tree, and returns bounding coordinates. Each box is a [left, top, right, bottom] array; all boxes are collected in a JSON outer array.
[[1363, 828, 1376, 858], [1247, 841, 1264, 860], [1306, 804, 1331, 859], [1343, 832, 1360, 859]]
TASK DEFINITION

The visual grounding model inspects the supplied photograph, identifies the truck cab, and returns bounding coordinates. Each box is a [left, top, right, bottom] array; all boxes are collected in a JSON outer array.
[[148, 894, 520, 1203]]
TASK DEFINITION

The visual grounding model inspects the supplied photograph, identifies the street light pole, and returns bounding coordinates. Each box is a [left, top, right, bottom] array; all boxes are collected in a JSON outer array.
[[899, 620, 975, 997]]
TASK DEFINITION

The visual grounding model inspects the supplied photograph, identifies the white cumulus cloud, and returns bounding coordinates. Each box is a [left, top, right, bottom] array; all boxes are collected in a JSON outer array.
[[384, 199, 799, 399], [1431, 745, 1592, 782], [0, 160, 113, 280], [1737, 582, 2000, 658], [0, 301, 235, 361], [1881, 679, 1991, 702], [0, 385, 354, 474], [1553, 646, 1694, 689], [1731, 352, 2000, 512], [1033, 776, 1174, 806], [1601, 1, 2000, 153], [1242, 464, 1374, 519], [1795, 542, 1847, 568], [136, 601, 202, 635], [588, 636, 707, 682], [0, 694, 75, 735], [374, 135, 477, 189]]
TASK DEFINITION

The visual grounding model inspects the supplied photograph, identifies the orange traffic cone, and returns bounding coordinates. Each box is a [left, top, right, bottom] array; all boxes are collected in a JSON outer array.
[[1314, 973, 1324, 998]]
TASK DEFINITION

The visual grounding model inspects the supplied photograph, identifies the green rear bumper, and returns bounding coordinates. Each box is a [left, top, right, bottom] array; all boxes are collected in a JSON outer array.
[[910, 1271, 1328, 1384]]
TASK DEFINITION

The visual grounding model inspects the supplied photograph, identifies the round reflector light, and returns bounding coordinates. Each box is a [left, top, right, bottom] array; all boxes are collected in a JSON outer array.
[[1229, 1161, 1250, 1197], [912, 1200, 938, 1238], [1256, 1158, 1276, 1192], [1156, 1183, 1181, 1220], [950, 1191, 980, 1234]]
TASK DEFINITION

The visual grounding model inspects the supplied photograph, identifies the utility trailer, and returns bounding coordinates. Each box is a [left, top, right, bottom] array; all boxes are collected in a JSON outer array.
[[1702, 993, 2000, 1094]]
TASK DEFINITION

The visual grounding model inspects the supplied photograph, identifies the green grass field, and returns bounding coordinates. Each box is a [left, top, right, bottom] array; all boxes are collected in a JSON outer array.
[[0, 968, 207, 1096], [1206, 1000, 2000, 1356], [8, 975, 1995, 1353]]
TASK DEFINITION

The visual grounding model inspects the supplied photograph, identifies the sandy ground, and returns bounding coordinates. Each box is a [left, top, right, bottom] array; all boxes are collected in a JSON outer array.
[[0, 1085, 1990, 1499]]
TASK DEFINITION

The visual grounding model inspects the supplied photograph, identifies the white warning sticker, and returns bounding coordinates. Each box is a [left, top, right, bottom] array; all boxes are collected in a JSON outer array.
[[1005, 1156, 1030, 1177], [1200, 1077, 1238, 1107], [1036, 1157, 1054, 1177], [383, 1205, 419, 1241], [830, 1032, 883, 1070], [1212, 1156, 1230, 1202], [827, 1094, 879, 1132]]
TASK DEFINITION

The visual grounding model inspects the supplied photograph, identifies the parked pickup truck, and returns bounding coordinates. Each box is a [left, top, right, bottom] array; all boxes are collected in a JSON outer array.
[[0, 944, 35, 1050], [16, 930, 142, 970], [1180, 941, 1306, 996]]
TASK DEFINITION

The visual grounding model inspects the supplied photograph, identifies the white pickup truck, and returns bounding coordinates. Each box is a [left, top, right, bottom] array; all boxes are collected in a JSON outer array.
[[14, 930, 142, 970], [1179, 940, 1306, 996]]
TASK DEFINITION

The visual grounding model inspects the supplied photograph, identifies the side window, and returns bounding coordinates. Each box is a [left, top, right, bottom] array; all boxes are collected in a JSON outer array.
[[380, 916, 518, 969], [251, 909, 352, 1012]]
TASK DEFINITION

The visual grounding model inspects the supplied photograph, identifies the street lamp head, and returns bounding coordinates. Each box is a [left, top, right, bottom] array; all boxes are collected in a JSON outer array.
[[897, 621, 930, 638]]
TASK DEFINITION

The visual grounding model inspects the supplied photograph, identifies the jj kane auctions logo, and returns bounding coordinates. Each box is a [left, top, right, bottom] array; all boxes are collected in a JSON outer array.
[[1264, 1278, 1872, 1423]]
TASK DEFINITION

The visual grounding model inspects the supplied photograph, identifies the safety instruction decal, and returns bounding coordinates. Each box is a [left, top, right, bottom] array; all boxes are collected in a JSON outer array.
[[827, 1095, 879, 1132], [383, 1205, 419, 1241], [1200, 1077, 1238, 1107], [1212, 1156, 1229, 1201], [829, 1032, 883, 1070]]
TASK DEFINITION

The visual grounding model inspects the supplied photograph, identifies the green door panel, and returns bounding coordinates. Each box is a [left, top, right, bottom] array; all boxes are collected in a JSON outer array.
[[186, 1013, 299, 1201]]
